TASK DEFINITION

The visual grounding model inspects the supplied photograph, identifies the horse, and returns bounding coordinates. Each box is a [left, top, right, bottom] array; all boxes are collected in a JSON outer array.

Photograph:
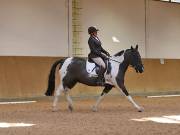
[[45, 45, 144, 112]]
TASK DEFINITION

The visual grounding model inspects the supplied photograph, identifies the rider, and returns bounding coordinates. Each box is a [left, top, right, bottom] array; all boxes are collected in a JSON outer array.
[[88, 26, 110, 85]]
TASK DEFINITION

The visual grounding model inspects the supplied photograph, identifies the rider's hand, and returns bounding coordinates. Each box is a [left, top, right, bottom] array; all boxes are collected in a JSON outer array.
[[101, 53, 109, 60], [106, 52, 110, 57], [104, 55, 109, 60]]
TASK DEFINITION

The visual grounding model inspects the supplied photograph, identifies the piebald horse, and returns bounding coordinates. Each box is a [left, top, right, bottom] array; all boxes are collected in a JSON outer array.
[[45, 45, 144, 112]]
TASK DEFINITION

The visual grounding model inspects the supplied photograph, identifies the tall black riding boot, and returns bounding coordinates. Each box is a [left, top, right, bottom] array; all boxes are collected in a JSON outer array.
[[97, 66, 105, 86]]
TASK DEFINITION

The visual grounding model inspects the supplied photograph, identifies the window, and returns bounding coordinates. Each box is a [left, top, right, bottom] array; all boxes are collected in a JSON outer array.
[[171, 0, 180, 2], [160, 0, 180, 3]]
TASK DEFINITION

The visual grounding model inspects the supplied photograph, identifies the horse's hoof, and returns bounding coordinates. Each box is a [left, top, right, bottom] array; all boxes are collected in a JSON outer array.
[[92, 106, 98, 112], [138, 107, 144, 112], [52, 107, 58, 112], [68, 105, 73, 112]]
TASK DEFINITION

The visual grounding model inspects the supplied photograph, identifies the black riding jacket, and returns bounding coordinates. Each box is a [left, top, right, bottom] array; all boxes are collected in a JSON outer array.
[[88, 36, 109, 59]]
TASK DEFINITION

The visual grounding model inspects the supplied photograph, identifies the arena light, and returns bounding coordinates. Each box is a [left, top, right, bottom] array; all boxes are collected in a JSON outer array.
[[0, 101, 36, 105], [131, 115, 180, 124], [0, 122, 35, 128], [112, 36, 120, 43]]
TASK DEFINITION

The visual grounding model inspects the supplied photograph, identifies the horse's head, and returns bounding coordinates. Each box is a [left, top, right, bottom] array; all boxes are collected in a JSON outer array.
[[124, 45, 144, 73]]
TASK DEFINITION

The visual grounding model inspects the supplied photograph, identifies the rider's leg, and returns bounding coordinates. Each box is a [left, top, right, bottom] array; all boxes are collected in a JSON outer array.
[[92, 57, 106, 69], [92, 57, 106, 85]]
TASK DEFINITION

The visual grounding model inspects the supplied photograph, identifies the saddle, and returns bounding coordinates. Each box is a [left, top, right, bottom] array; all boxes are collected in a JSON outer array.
[[86, 58, 111, 77], [86, 60, 99, 77]]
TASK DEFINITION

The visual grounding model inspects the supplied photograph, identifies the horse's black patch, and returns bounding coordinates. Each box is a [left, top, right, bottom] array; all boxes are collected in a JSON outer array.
[[101, 84, 114, 95], [115, 61, 130, 96], [62, 57, 85, 89]]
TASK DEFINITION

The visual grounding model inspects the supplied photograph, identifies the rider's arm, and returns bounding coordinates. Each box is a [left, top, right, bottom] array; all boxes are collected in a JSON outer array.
[[101, 48, 110, 56]]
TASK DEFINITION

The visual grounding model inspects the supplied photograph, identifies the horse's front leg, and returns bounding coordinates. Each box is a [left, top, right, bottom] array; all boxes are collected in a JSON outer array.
[[117, 81, 144, 112], [92, 84, 113, 112]]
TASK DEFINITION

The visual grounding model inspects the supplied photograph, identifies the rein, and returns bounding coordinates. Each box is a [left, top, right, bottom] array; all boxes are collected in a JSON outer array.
[[108, 57, 122, 64]]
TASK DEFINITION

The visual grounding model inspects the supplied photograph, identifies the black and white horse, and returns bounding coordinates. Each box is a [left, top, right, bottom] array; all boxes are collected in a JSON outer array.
[[45, 45, 144, 112]]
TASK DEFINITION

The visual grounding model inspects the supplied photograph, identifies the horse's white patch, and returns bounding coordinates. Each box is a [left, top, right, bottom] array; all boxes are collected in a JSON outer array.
[[0, 101, 36, 105], [131, 115, 180, 124], [107, 54, 124, 85], [60, 57, 73, 80], [0, 122, 35, 128]]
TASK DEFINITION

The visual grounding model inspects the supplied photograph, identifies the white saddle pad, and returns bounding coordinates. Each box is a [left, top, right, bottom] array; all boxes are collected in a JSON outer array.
[[86, 60, 98, 76]]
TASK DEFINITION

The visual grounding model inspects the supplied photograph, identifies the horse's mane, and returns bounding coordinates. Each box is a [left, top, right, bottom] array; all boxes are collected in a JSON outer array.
[[114, 47, 138, 57], [114, 50, 125, 57]]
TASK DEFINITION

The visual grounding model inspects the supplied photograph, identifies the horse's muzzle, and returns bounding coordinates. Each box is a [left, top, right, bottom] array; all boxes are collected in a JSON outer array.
[[135, 65, 144, 73]]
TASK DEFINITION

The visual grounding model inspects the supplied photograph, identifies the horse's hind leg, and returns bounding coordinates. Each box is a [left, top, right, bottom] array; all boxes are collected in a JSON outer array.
[[64, 88, 74, 112], [52, 84, 64, 112], [92, 84, 113, 112]]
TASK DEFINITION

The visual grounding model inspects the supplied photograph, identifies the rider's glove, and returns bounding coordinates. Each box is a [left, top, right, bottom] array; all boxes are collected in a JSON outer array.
[[106, 52, 110, 57]]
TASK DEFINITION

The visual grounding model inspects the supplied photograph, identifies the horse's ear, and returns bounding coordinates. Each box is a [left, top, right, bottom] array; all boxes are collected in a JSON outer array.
[[135, 44, 138, 50]]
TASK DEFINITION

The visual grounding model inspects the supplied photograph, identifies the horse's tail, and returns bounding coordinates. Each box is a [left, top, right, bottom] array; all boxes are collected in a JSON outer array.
[[45, 59, 65, 96]]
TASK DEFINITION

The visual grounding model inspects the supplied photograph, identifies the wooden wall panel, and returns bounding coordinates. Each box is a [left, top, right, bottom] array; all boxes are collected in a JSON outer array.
[[0, 57, 60, 98], [125, 59, 180, 94], [0, 57, 180, 99]]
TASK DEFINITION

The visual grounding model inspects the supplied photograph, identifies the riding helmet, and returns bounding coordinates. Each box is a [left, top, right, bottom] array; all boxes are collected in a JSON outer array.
[[88, 26, 99, 34]]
